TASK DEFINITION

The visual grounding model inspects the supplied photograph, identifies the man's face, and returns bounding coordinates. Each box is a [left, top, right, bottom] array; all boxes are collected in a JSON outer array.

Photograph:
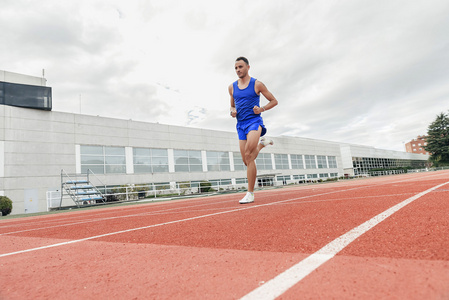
[[235, 60, 249, 78]]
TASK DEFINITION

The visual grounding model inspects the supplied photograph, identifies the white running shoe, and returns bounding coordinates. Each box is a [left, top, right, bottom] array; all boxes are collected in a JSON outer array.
[[259, 136, 273, 147], [239, 192, 254, 204]]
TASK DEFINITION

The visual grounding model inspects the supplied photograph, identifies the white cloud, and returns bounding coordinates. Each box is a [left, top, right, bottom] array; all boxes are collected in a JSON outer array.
[[1, 0, 449, 151]]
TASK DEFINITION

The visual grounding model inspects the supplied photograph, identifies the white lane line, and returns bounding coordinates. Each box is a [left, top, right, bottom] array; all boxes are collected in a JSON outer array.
[[0, 172, 440, 232], [0, 206, 252, 258], [240, 181, 449, 300], [0, 194, 234, 230], [1, 179, 444, 259], [0, 182, 369, 236], [0, 185, 368, 258], [0, 198, 237, 236]]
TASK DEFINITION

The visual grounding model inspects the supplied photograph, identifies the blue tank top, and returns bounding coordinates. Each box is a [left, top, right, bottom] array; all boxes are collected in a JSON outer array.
[[233, 77, 262, 123]]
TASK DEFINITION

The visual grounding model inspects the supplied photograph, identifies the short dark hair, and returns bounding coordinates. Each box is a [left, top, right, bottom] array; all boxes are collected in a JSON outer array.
[[236, 56, 249, 65]]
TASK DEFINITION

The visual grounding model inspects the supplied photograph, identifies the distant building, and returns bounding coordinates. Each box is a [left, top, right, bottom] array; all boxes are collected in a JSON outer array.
[[405, 135, 429, 155]]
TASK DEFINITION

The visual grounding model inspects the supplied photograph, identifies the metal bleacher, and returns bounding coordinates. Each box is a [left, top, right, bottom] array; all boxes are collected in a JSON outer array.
[[60, 169, 106, 208]]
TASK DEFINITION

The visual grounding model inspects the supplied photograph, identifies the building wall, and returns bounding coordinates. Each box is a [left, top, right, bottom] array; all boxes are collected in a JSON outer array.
[[0, 104, 430, 215], [1, 106, 76, 213], [0, 70, 430, 215], [0, 105, 344, 214], [0, 70, 47, 87]]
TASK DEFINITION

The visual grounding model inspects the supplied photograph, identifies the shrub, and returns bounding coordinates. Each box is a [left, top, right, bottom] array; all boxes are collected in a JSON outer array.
[[199, 181, 212, 193], [0, 196, 13, 216]]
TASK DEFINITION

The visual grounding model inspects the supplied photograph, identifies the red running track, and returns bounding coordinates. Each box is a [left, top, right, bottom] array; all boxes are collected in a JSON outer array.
[[0, 171, 448, 299]]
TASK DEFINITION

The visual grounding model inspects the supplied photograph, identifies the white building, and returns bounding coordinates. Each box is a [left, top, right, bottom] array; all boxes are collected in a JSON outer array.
[[0, 71, 429, 215]]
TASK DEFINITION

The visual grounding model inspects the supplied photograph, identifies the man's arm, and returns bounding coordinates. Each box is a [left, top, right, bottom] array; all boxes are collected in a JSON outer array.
[[253, 80, 278, 114], [229, 84, 237, 118]]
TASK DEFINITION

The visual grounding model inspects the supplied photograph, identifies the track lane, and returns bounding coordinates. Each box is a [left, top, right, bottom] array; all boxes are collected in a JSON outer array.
[[0, 171, 448, 300], [0, 180, 420, 254], [278, 183, 449, 299], [0, 174, 446, 255]]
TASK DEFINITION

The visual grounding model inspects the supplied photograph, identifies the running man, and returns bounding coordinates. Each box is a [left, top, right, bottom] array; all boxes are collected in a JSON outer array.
[[229, 57, 278, 204]]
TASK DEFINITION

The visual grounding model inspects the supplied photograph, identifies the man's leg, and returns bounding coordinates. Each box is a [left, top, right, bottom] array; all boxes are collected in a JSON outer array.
[[238, 127, 273, 204], [244, 127, 263, 193], [239, 137, 265, 167]]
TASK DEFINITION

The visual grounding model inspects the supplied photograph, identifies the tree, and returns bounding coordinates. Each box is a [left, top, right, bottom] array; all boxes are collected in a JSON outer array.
[[424, 112, 449, 166]]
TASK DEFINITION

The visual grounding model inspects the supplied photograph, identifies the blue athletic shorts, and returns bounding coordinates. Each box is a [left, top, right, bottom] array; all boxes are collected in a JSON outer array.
[[236, 119, 267, 140]]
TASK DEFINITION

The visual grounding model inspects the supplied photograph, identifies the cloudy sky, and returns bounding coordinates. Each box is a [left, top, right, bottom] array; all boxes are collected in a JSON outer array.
[[1, 0, 448, 151]]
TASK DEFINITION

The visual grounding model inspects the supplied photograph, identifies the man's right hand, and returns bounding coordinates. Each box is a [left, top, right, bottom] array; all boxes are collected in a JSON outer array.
[[230, 110, 237, 118]]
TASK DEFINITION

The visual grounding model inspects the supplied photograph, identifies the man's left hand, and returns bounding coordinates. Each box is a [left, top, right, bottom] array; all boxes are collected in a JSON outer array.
[[253, 106, 264, 114]]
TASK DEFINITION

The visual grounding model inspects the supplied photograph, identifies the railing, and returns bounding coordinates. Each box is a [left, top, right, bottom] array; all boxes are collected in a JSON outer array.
[[368, 169, 407, 177], [87, 169, 107, 194], [101, 182, 249, 203], [408, 166, 449, 172], [50, 167, 448, 209], [60, 169, 78, 207]]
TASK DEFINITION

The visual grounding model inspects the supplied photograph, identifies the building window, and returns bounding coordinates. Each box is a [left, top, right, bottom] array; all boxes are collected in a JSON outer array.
[[174, 150, 202, 172], [307, 174, 318, 179], [233, 152, 246, 171], [0, 81, 52, 111], [207, 151, 230, 171], [256, 153, 273, 170], [351, 156, 427, 175], [133, 148, 169, 173], [209, 178, 232, 188], [277, 175, 291, 182], [235, 178, 248, 184], [328, 156, 337, 168], [319, 173, 329, 178], [317, 155, 327, 168], [291, 154, 304, 169], [305, 155, 316, 169], [293, 174, 306, 180], [80, 145, 126, 174], [187, 181, 202, 189], [274, 154, 289, 170]]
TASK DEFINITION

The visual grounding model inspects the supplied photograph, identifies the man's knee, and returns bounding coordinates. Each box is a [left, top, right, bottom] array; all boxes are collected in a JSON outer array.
[[244, 150, 255, 163]]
